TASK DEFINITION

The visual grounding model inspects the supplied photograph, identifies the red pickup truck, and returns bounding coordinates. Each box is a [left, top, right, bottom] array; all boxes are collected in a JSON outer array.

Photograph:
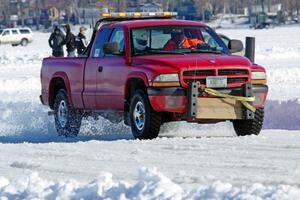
[[40, 12, 268, 139]]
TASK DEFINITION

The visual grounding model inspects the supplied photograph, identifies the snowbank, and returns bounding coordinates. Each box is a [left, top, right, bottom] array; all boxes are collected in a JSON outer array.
[[0, 168, 299, 199], [264, 100, 300, 130]]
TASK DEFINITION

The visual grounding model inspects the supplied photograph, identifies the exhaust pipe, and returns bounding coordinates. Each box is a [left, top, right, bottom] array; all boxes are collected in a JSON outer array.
[[245, 37, 255, 63]]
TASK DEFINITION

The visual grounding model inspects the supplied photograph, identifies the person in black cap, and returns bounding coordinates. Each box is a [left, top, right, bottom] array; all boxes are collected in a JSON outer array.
[[62, 24, 76, 57], [48, 26, 65, 57]]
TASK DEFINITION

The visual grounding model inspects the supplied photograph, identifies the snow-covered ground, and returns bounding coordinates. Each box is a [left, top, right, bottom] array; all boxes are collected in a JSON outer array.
[[0, 131, 300, 199], [0, 26, 300, 199]]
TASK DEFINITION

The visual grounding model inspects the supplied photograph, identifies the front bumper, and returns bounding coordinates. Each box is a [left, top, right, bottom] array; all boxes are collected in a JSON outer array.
[[147, 84, 268, 119]]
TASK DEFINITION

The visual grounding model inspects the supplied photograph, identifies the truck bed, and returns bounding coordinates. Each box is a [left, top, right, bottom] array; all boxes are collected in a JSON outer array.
[[41, 57, 87, 109]]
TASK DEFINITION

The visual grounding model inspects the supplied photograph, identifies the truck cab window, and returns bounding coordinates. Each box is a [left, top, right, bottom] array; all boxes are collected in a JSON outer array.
[[108, 28, 125, 56], [92, 28, 112, 58]]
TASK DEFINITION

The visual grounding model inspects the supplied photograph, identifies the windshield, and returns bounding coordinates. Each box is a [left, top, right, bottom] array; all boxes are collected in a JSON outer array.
[[131, 26, 229, 56], [0, 30, 3, 35]]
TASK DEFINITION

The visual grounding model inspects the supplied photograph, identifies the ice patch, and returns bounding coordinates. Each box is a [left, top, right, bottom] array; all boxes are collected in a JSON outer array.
[[10, 161, 40, 170]]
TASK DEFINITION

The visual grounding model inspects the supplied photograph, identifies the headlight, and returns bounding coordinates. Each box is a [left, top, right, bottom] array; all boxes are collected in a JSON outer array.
[[152, 73, 180, 87], [252, 71, 266, 80], [154, 73, 179, 82], [251, 71, 267, 85]]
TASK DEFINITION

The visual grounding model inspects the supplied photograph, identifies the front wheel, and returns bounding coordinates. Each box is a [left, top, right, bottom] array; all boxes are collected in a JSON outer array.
[[54, 89, 82, 137], [233, 108, 264, 136], [129, 90, 161, 139]]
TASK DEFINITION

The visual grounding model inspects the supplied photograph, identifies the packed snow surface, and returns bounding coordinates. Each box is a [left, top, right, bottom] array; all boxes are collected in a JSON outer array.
[[0, 26, 300, 199], [0, 131, 300, 199]]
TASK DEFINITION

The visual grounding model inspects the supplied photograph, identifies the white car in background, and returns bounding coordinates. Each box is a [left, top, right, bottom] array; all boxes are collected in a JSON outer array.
[[0, 28, 33, 46]]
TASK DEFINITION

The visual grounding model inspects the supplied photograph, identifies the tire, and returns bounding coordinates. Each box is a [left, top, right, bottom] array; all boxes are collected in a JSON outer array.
[[54, 89, 82, 137], [20, 38, 28, 46], [129, 90, 161, 139], [233, 108, 264, 136]]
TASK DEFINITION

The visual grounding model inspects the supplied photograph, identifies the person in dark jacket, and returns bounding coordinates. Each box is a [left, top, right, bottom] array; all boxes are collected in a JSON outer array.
[[48, 26, 65, 57], [75, 26, 88, 55], [62, 24, 76, 57]]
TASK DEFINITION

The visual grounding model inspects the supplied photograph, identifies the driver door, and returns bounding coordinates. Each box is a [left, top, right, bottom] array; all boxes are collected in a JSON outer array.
[[96, 28, 129, 111], [83, 28, 113, 109]]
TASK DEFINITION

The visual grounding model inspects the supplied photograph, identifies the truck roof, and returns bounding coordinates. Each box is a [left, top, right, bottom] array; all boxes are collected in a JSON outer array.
[[107, 19, 207, 29]]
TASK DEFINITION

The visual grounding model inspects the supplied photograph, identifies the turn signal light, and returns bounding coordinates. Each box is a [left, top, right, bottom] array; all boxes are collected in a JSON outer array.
[[152, 82, 181, 87], [251, 79, 267, 85]]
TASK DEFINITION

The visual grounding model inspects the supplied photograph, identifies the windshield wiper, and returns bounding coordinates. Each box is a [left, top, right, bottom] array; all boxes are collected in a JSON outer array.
[[190, 49, 223, 54], [135, 50, 185, 56]]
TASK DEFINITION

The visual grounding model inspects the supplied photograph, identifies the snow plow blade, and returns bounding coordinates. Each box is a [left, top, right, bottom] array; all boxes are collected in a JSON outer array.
[[196, 98, 243, 119], [187, 82, 255, 120]]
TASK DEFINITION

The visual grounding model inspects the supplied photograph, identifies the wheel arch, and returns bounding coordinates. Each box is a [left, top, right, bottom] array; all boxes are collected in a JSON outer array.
[[48, 72, 73, 109], [20, 38, 29, 45], [124, 73, 149, 112]]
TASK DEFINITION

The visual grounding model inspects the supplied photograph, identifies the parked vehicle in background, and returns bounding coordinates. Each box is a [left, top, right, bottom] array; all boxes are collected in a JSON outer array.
[[0, 28, 33, 46]]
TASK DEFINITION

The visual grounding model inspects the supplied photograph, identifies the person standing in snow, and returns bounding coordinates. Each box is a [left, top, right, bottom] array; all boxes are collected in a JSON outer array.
[[75, 26, 88, 55], [62, 24, 76, 57], [48, 26, 65, 57]]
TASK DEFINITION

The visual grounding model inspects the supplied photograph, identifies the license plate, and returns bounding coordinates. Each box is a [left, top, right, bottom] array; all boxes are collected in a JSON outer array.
[[206, 76, 227, 88]]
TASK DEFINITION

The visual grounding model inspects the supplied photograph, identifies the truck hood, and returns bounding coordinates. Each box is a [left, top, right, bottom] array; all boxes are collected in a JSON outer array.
[[133, 54, 252, 72]]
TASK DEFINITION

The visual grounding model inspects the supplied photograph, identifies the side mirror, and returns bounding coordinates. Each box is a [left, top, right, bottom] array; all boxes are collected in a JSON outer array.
[[228, 39, 243, 53], [103, 42, 120, 55]]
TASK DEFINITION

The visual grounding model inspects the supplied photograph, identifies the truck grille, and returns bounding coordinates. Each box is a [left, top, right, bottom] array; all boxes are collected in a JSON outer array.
[[184, 79, 206, 85], [218, 69, 248, 75], [183, 70, 214, 76], [227, 77, 248, 83], [182, 68, 249, 87]]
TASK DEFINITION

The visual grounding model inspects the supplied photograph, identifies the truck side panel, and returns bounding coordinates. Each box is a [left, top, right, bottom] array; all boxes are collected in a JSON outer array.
[[41, 57, 87, 109]]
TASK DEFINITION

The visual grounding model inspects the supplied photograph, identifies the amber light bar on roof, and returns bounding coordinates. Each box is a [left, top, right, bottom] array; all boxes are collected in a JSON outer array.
[[101, 12, 178, 18]]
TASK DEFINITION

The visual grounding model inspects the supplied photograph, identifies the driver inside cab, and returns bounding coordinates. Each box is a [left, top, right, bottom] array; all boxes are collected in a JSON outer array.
[[163, 29, 204, 51], [133, 29, 149, 53]]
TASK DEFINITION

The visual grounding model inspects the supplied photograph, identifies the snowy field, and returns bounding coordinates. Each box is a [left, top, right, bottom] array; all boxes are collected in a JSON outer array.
[[0, 26, 300, 199]]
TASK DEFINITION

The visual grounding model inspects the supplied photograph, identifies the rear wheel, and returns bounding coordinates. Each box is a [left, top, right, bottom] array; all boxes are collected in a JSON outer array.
[[20, 38, 28, 46], [54, 89, 82, 137], [129, 90, 161, 139], [233, 108, 264, 136]]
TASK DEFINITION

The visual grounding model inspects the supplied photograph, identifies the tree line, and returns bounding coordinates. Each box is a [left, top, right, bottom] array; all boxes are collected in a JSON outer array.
[[76, 0, 299, 16]]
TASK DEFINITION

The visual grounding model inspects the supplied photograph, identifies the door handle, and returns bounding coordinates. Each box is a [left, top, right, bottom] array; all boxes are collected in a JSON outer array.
[[98, 66, 103, 72]]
